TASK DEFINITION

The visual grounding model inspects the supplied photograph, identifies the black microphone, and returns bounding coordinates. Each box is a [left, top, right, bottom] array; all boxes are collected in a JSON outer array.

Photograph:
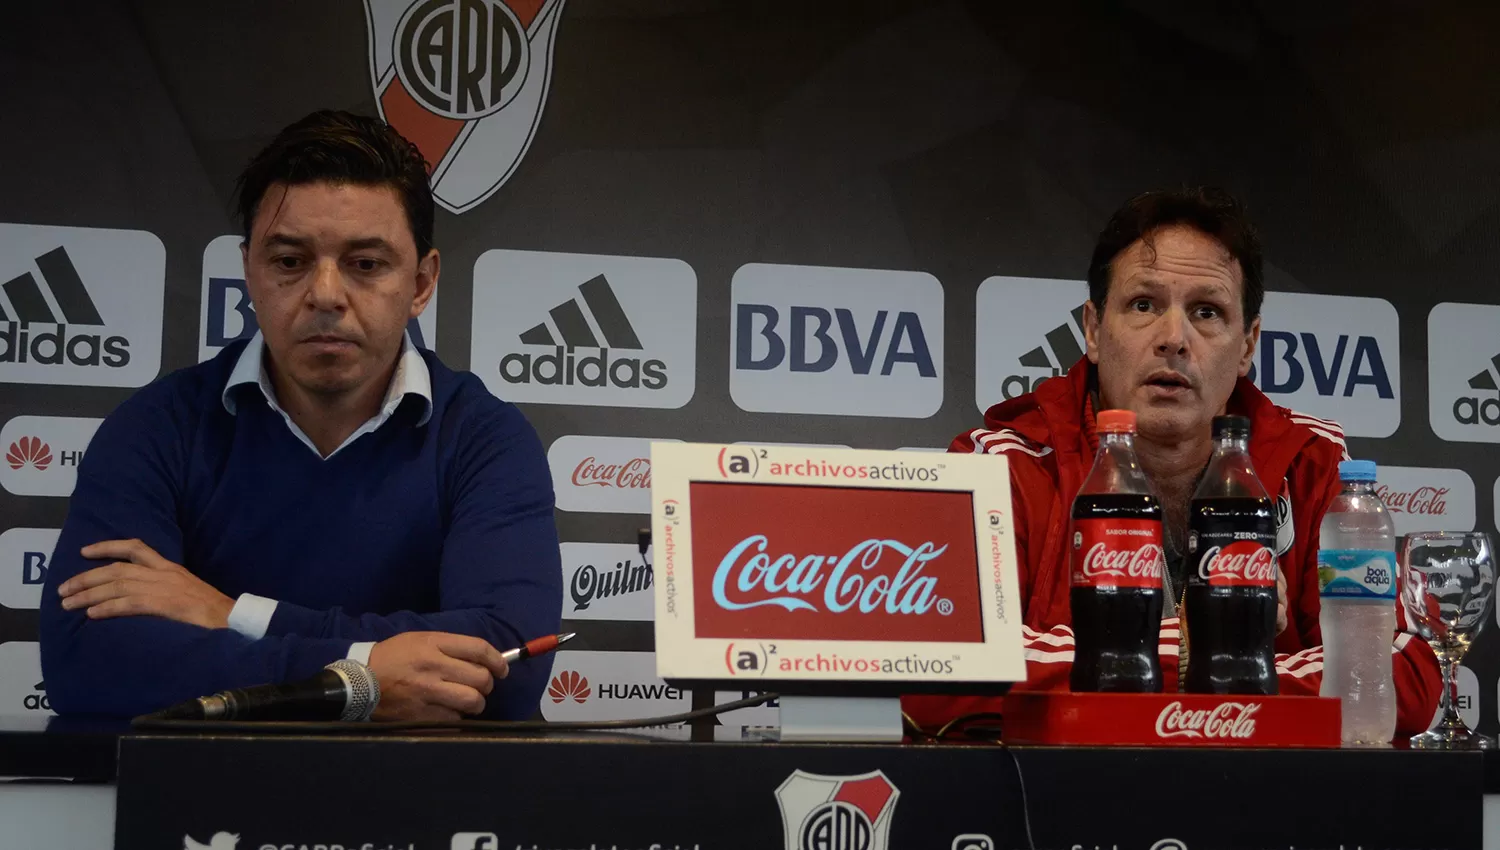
[[156, 659, 380, 721]]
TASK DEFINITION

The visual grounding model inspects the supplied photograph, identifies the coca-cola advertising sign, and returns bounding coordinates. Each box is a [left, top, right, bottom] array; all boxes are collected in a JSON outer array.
[[1071, 519, 1164, 588], [549, 435, 680, 514], [1372, 466, 1476, 537], [1003, 692, 1339, 748], [688, 482, 984, 642], [1154, 700, 1259, 740], [1197, 541, 1277, 586]]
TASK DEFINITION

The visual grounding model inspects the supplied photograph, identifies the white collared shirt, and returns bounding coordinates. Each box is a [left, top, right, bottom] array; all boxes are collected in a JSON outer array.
[[220, 331, 434, 664]]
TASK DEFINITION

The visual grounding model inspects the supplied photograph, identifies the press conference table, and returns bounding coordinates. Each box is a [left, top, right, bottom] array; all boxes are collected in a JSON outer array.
[[1, 719, 1494, 850]]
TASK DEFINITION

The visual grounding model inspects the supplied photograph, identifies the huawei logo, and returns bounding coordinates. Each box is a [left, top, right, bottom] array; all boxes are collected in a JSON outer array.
[[6, 437, 52, 471], [547, 670, 591, 704]]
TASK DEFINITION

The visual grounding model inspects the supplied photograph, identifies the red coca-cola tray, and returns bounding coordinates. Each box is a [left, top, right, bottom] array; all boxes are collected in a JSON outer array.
[[1002, 691, 1341, 748]]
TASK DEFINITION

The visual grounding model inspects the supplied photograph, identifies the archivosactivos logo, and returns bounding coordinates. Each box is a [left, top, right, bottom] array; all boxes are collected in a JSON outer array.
[[716, 446, 942, 484], [688, 481, 983, 643]]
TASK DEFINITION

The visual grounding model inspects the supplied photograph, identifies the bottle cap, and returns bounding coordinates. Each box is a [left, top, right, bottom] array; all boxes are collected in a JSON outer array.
[[1338, 459, 1377, 482], [1097, 409, 1137, 433], [1211, 414, 1251, 439]]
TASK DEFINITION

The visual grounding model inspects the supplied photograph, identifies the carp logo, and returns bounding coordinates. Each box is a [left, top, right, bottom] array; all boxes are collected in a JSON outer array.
[[775, 770, 899, 850], [363, 0, 566, 214]]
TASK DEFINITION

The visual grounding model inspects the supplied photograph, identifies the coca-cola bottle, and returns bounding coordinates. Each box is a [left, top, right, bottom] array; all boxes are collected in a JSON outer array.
[[1184, 415, 1279, 694], [1069, 409, 1165, 692]]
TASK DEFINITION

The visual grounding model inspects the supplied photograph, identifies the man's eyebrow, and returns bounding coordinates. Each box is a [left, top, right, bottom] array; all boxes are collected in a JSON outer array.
[[261, 233, 311, 250], [344, 237, 396, 253]]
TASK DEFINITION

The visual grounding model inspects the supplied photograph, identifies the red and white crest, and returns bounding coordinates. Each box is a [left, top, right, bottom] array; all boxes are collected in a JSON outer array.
[[363, 0, 565, 213], [775, 770, 899, 850]]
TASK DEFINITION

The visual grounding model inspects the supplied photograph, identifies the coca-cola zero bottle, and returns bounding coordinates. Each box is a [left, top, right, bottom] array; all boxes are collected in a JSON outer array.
[[1184, 414, 1279, 695], [1070, 409, 1165, 693]]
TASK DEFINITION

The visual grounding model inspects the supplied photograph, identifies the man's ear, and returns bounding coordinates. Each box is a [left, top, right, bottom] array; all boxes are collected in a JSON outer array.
[[1239, 314, 1261, 376], [412, 249, 439, 318], [1083, 299, 1102, 364]]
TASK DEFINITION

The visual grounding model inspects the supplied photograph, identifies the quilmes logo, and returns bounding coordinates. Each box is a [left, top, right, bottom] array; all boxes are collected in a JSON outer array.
[[0, 643, 52, 718], [538, 651, 687, 722], [1429, 303, 1500, 443], [775, 770, 899, 850], [198, 235, 438, 362], [1373, 466, 1476, 537], [472, 250, 696, 407], [363, 0, 566, 214], [0, 527, 59, 610], [0, 416, 101, 497], [731, 263, 943, 418], [974, 277, 1088, 412], [0, 223, 164, 387], [561, 542, 654, 621]]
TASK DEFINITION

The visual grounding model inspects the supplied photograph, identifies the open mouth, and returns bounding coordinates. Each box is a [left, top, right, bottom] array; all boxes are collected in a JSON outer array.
[[1145, 372, 1191, 391]]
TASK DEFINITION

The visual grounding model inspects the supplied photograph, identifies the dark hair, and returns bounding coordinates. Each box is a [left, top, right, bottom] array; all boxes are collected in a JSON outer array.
[[234, 110, 435, 256], [1086, 187, 1263, 330]]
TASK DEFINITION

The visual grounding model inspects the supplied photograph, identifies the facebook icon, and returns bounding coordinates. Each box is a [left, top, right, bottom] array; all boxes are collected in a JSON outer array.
[[450, 834, 498, 850]]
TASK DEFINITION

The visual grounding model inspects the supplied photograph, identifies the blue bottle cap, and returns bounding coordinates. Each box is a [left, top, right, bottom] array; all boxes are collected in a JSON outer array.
[[1338, 459, 1377, 482]]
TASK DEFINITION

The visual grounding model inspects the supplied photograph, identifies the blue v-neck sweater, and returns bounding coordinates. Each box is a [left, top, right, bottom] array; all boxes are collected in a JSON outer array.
[[39, 341, 562, 719]]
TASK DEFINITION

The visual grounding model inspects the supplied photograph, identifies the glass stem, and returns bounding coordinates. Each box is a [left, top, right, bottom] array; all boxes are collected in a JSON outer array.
[[1439, 655, 1463, 729]]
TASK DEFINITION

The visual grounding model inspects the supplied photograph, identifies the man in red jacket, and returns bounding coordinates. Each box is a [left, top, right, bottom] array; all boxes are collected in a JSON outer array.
[[905, 187, 1439, 736]]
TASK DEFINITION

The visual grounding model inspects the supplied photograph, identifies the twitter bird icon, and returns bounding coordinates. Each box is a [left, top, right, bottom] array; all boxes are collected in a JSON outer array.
[[184, 832, 239, 850]]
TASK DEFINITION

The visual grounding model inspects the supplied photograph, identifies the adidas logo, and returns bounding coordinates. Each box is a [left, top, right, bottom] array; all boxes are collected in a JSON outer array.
[[1, 246, 130, 367], [1001, 304, 1086, 399], [498, 274, 667, 389], [1454, 352, 1500, 426], [24, 680, 49, 712]]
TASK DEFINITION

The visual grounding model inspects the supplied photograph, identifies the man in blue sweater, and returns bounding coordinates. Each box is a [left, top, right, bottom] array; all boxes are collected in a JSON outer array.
[[40, 110, 562, 720]]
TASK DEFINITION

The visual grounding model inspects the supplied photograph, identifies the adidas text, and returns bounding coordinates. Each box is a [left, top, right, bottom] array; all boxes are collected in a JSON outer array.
[[1454, 396, 1500, 426], [0, 323, 130, 367], [500, 346, 667, 389]]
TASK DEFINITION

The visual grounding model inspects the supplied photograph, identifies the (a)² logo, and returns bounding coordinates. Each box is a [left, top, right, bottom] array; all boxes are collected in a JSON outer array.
[[776, 770, 899, 850], [363, 0, 566, 214]]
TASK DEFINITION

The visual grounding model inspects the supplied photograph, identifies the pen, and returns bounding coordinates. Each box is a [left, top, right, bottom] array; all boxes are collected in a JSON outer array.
[[500, 631, 576, 664]]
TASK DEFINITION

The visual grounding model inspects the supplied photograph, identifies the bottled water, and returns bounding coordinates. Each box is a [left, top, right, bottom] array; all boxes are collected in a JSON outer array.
[[1317, 459, 1398, 746]]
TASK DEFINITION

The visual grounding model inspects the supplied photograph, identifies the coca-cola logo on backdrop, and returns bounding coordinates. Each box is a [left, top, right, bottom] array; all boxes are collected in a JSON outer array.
[[689, 482, 984, 643], [572, 456, 651, 489], [1372, 466, 1477, 537], [549, 435, 680, 514]]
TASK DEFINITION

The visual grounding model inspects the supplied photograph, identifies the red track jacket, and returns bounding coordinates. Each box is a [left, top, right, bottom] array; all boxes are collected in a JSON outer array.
[[904, 360, 1441, 736]]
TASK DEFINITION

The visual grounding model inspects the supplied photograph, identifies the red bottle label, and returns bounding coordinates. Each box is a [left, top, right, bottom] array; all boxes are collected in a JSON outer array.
[[1071, 519, 1165, 589], [1196, 540, 1277, 587]]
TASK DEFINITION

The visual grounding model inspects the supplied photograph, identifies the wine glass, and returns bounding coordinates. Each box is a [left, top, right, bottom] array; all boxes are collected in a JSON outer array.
[[1402, 531, 1495, 750]]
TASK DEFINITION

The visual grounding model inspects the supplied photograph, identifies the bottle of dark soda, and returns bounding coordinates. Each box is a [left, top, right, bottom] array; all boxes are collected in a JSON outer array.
[[1184, 415, 1279, 695], [1069, 409, 1165, 693]]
